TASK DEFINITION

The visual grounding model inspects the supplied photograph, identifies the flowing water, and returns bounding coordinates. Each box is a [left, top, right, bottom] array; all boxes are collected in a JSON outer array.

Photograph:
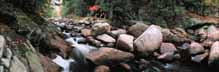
[[52, 19, 97, 72]]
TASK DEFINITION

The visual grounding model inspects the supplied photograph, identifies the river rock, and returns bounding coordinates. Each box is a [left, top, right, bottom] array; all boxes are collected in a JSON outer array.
[[191, 50, 208, 63], [197, 27, 208, 39], [209, 41, 219, 64], [202, 39, 214, 47], [120, 63, 132, 71], [87, 36, 103, 47], [10, 56, 28, 72], [110, 29, 127, 37], [162, 29, 173, 41], [65, 24, 74, 30], [92, 22, 111, 34], [116, 34, 134, 51], [49, 35, 72, 58], [189, 42, 205, 55], [128, 22, 148, 37], [94, 65, 110, 72], [96, 34, 116, 43], [78, 17, 92, 24], [207, 25, 219, 41], [87, 47, 134, 65], [157, 52, 175, 61], [1, 48, 12, 68], [81, 28, 92, 37], [0, 35, 5, 48], [134, 25, 163, 55], [23, 41, 44, 72], [160, 43, 177, 54], [40, 55, 60, 72], [0, 35, 5, 58]]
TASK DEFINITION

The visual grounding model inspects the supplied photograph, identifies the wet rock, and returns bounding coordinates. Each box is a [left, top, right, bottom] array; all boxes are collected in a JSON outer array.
[[162, 28, 189, 43], [78, 17, 92, 24], [0, 35, 5, 58], [116, 34, 134, 52], [208, 25, 218, 33], [63, 31, 71, 38], [1, 48, 12, 68], [49, 35, 72, 58], [40, 55, 60, 72], [10, 56, 28, 72], [94, 65, 110, 72], [65, 24, 74, 30], [191, 50, 208, 63], [87, 47, 134, 65], [0, 35, 5, 48], [72, 26, 84, 32], [55, 22, 65, 28], [138, 59, 150, 70], [162, 29, 173, 41], [196, 27, 208, 39], [202, 39, 214, 47], [189, 42, 205, 55], [87, 36, 103, 47], [96, 34, 116, 43], [128, 22, 148, 37], [157, 52, 175, 61], [81, 28, 92, 37], [160, 43, 177, 54], [174, 53, 181, 59], [110, 29, 127, 37], [106, 43, 114, 47], [209, 41, 219, 64], [134, 25, 163, 55], [120, 63, 131, 71], [92, 22, 111, 34], [207, 25, 219, 41], [23, 41, 44, 72]]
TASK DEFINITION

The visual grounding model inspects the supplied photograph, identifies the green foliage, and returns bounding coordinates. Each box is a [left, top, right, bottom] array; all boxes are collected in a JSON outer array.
[[62, 0, 89, 16], [60, 0, 219, 28]]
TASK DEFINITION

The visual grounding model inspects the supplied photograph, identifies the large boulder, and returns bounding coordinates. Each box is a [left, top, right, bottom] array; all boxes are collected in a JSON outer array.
[[40, 55, 60, 72], [96, 34, 116, 43], [0, 35, 5, 49], [81, 28, 92, 37], [116, 34, 134, 52], [189, 42, 205, 55], [92, 22, 111, 35], [160, 43, 177, 54], [94, 65, 110, 72], [10, 56, 28, 72], [110, 29, 127, 37], [128, 22, 148, 37], [207, 25, 219, 41], [0, 35, 5, 58], [209, 41, 219, 64], [134, 25, 163, 55], [87, 47, 134, 65], [23, 41, 44, 72], [49, 35, 72, 58], [191, 50, 208, 63]]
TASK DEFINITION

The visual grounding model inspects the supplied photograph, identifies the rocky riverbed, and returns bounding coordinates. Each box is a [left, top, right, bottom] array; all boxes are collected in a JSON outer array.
[[1, 17, 219, 72]]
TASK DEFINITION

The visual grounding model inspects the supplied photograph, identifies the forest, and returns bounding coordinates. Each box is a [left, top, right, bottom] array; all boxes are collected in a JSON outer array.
[[1, 0, 219, 72]]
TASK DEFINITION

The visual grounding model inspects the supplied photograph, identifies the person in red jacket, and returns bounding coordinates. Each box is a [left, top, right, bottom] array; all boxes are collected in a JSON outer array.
[[88, 5, 106, 18]]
